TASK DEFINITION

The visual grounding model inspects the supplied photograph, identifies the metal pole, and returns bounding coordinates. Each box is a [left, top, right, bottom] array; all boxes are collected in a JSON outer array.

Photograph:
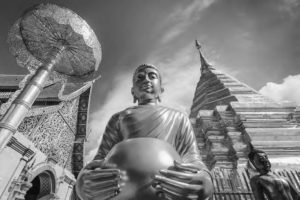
[[0, 46, 65, 151]]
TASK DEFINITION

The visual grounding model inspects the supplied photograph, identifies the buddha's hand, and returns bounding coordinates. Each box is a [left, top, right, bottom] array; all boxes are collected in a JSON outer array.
[[153, 161, 213, 200], [76, 160, 127, 200]]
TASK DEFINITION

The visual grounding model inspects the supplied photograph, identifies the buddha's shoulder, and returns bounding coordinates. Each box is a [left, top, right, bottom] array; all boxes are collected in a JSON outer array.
[[109, 106, 138, 118], [111, 105, 188, 118], [159, 105, 187, 115], [120, 105, 185, 113], [109, 108, 130, 117]]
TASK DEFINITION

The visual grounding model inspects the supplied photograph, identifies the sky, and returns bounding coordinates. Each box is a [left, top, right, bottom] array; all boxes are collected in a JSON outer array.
[[0, 0, 299, 162]]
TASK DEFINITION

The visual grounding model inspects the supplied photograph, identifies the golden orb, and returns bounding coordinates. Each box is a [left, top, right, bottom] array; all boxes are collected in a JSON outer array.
[[106, 138, 181, 200]]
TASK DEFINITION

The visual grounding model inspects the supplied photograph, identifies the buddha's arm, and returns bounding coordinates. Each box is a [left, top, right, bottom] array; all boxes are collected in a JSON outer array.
[[250, 178, 265, 200], [154, 114, 213, 200], [76, 113, 124, 200], [175, 114, 205, 168], [94, 113, 123, 160]]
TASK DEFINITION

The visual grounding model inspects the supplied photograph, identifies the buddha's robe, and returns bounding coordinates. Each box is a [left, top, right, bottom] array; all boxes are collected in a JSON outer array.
[[94, 105, 204, 166]]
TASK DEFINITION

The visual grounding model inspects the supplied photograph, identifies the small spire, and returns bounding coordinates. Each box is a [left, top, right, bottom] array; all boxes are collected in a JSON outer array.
[[195, 40, 213, 73], [195, 39, 201, 50]]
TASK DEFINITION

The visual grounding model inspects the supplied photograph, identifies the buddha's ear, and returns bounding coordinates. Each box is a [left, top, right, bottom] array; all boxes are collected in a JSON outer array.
[[131, 87, 138, 103], [161, 87, 165, 93]]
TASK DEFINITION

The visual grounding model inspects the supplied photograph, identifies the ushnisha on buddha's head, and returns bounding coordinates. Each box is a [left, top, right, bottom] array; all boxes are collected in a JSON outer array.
[[248, 145, 271, 175], [131, 64, 164, 105]]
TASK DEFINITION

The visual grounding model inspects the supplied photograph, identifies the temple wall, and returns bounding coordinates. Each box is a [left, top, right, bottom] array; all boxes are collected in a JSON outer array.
[[0, 73, 92, 199], [0, 131, 76, 200], [0, 144, 24, 197], [192, 99, 300, 199], [0, 95, 84, 199], [17, 98, 79, 171]]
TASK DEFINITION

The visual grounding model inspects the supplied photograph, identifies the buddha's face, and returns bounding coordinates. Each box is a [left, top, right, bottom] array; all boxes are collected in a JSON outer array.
[[252, 152, 271, 175], [132, 66, 163, 104]]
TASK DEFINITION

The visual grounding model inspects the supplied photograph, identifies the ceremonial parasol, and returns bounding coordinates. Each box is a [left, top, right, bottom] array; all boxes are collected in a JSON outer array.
[[0, 3, 102, 150]]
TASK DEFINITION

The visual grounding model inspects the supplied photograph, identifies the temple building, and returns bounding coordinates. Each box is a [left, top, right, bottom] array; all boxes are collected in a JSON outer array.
[[0, 75, 92, 200], [190, 44, 300, 199]]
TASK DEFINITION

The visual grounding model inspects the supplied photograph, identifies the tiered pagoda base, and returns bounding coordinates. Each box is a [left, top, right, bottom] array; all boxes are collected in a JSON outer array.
[[189, 46, 300, 199]]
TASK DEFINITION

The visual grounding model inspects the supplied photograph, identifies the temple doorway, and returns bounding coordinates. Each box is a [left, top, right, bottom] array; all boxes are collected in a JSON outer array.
[[24, 171, 56, 200]]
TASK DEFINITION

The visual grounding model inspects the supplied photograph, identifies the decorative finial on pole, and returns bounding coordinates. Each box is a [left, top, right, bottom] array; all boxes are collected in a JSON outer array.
[[195, 39, 213, 74]]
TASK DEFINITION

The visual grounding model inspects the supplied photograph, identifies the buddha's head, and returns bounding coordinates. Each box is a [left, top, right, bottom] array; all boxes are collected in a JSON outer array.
[[131, 64, 164, 105], [248, 146, 271, 175]]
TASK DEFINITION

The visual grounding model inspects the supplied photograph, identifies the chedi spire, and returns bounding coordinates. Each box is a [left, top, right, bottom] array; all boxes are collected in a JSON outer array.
[[195, 40, 214, 73]]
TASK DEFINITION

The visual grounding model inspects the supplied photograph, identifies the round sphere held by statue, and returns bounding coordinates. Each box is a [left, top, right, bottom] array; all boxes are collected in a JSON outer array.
[[105, 138, 181, 200]]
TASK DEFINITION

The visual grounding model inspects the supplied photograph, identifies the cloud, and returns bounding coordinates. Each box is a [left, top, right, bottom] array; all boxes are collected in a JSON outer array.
[[259, 74, 300, 105], [159, 0, 216, 43], [280, 0, 300, 16]]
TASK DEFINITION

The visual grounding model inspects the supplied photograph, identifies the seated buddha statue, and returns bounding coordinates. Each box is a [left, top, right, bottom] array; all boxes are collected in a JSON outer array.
[[76, 64, 214, 200], [248, 145, 300, 200]]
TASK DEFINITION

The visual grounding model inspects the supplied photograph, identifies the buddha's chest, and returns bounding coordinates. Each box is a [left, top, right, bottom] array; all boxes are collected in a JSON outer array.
[[118, 108, 179, 142], [259, 175, 291, 199]]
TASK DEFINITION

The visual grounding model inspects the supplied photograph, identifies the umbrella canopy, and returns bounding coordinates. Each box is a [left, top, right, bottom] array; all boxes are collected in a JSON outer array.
[[8, 3, 102, 83]]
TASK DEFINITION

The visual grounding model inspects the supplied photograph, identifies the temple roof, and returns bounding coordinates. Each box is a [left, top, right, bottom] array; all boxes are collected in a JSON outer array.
[[0, 75, 24, 89], [0, 74, 92, 102], [190, 45, 281, 118]]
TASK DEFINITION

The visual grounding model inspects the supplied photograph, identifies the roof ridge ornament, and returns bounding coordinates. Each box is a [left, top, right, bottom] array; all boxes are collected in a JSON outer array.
[[195, 40, 214, 73]]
